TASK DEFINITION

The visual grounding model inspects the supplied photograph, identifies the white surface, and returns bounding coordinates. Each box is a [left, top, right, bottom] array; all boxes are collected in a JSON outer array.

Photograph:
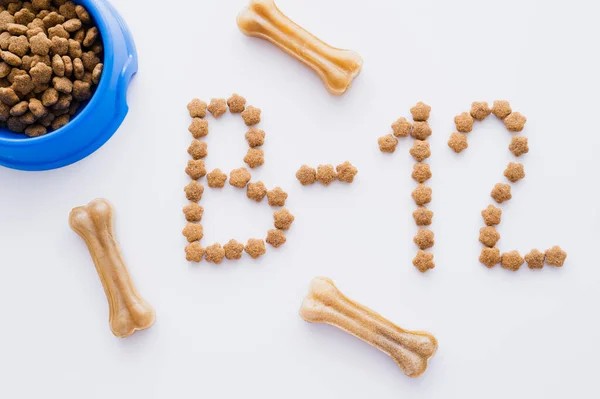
[[1, 0, 599, 397]]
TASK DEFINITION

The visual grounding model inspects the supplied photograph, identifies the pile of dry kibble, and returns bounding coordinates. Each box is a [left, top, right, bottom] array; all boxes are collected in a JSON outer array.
[[447, 101, 567, 270], [0, 0, 103, 136], [183, 94, 294, 264], [296, 161, 358, 186], [378, 102, 435, 273]]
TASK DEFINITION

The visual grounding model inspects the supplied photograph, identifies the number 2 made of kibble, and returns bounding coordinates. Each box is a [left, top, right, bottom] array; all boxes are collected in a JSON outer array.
[[182, 94, 295, 265]]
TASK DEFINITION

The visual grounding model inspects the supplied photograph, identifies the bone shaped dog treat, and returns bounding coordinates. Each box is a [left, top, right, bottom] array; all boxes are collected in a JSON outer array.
[[237, 0, 363, 95], [69, 199, 155, 338], [299, 277, 438, 378]]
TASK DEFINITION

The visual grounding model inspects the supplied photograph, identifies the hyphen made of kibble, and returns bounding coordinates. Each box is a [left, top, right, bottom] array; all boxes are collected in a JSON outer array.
[[0, 1, 103, 136]]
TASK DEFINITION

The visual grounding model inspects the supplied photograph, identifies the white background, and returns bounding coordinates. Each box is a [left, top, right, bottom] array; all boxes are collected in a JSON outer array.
[[1, 0, 599, 397]]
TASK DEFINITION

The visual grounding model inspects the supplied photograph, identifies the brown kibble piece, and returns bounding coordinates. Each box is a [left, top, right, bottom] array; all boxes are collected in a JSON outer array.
[[316, 164, 337, 186], [48, 25, 69, 40], [414, 229, 434, 250], [413, 250, 435, 273], [227, 93, 246, 113], [410, 140, 431, 162], [504, 162, 525, 183], [59, 2, 78, 20], [479, 226, 500, 248], [188, 118, 208, 138], [72, 80, 91, 101], [10, 101, 29, 116], [545, 245, 567, 267], [28, 98, 46, 118], [32, 0, 52, 11], [479, 248, 501, 268], [481, 205, 502, 226], [0, 87, 19, 105], [266, 229, 286, 248], [470, 101, 491, 121], [42, 12, 64, 29], [30, 32, 52, 55], [241, 105, 261, 126], [83, 27, 98, 47], [267, 187, 288, 207], [207, 98, 227, 118], [184, 181, 204, 202], [0, 11, 14, 31], [411, 121, 432, 140], [0, 62, 10, 78], [296, 165, 316, 186], [67, 39, 82, 58], [245, 127, 265, 147], [183, 203, 204, 222], [492, 100, 512, 119], [8, 35, 29, 56], [51, 36, 68, 56], [50, 114, 69, 130], [52, 53, 65, 76], [224, 239, 244, 260], [501, 251, 524, 271], [24, 124, 46, 137], [41, 87, 58, 106], [205, 243, 225, 264], [1, 50, 21, 66], [229, 167, 251, 188], [391, 117, 411, 137], [448, 132, 468, 153], [7, 116, 26, 132], [30, 61, 52, 84], [413, 207, 433, 226], [75, 5, 92, 25], [52, 76, 72, 93], [15, 9, 35, 26], [410, 102, 431, 121], [412, 184, 432, 205], [185, 242, 205, 263], [491, 183, 512, 204], [207, 168, 227, 188], [378, 134, 398, 153], [185, 159, 206, 180], [455, 112, 474, 133], [336, 161, 358, 183], [509, 136, 529, 157], [246, 181, 267, 202], [92, 63, 102, 84], [188, 140, 207, 159], [81, 51, 99, 72], [63, 18, 82, 33], [13, 74, 34, 95], [504, 112, 527, 132], [182, 223, 204, 243], [525, 249, 545, 269], [412, 163, 432, 183], [245, 239, 266, 259], [273, 208, 294, 230], [244, 148, 264, 168]]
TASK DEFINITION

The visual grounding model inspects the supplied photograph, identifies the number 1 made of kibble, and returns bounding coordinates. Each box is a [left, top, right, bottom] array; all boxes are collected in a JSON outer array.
[[182, 94, 295, 264], [378, 102, 436, 273], [447, 101, 567, 271]]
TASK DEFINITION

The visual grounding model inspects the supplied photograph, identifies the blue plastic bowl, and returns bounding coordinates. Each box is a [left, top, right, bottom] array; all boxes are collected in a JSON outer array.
[[0, 0, 137, 171]]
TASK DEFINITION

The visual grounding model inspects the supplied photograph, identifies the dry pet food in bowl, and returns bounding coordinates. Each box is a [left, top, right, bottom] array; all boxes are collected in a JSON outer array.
[[0, 0, 137, 170]]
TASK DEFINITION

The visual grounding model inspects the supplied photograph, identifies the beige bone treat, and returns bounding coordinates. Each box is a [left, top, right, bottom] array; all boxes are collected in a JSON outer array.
[[237, 0, 363, 96], [299, 277, 438, 378], [69, 199, 155, 338]]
